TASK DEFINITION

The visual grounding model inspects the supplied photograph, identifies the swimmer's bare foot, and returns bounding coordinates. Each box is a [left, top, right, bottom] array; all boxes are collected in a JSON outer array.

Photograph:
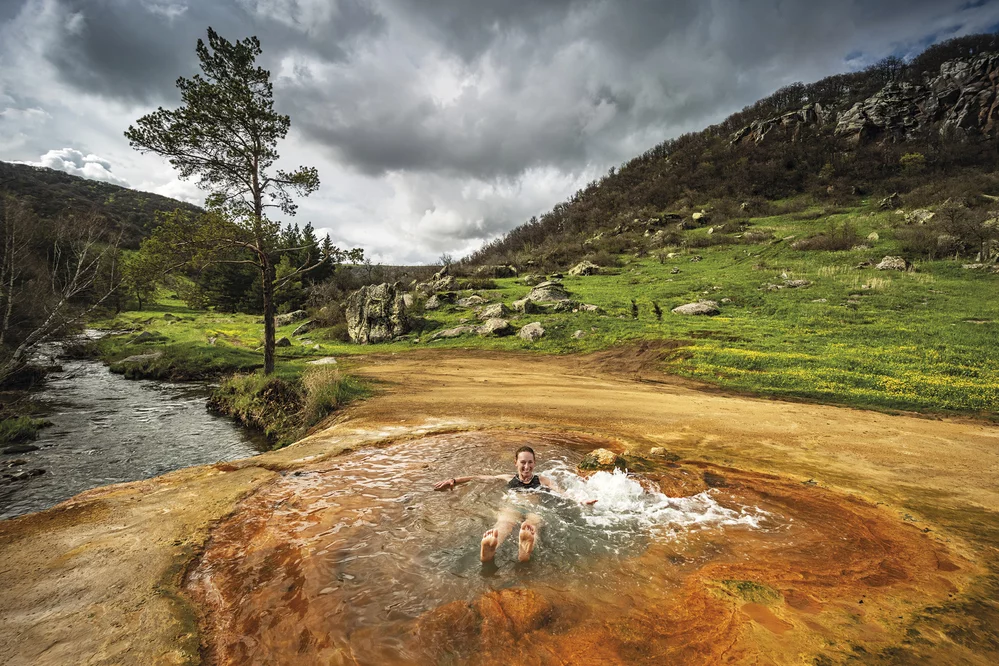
[[480, 529, 499, 562], [518, 523, 537, 562]]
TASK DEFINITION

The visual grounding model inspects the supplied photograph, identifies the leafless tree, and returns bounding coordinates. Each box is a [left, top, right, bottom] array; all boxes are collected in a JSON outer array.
[[0, 198, 123, 384]]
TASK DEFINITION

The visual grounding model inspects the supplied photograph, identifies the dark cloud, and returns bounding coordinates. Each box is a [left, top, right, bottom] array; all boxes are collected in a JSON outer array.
[[45, 0, 385, 103]]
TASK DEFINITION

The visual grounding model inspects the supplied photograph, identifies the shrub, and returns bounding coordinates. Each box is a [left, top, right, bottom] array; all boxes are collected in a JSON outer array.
[[791, 221, 860, 251], [456, 277, 498, 290], [300, 366, 367, 427], [0, 416, 50, 444]]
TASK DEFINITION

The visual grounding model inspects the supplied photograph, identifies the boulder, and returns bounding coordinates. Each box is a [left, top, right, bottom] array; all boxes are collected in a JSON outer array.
[[671, 300, 720, 316], [308, 356, 338, 365], [474, 265, 518, 278], [518, 322, 545, 342], [2, 444, 40, 455], [876, 256, 909, 271], [275, 337, 291, 347], [867, 231, 880, 241], [572, 330, 586, 339], [426, 267, 457, 292], [162, 313, 178, 321], [649, 447, 680, 462], [457, 295, 487, 308], [429, 325, 476, 341], [275, 310, 308, 327], [578, 448, 626, 471], [692, 211, 709, 223], [568, 260, 600, 276], [905, 209, 935, 225], [520, 274, 544, 286], [131, 331, 157, 344], [424, 294, 442, 310], [578, 303, 601, 312], [477, 318, 514, 337], [511, 297, 542, 314], [527, 280, 571, 303], [119, 351, 164, 364], [878, 193, 900, 209], [292, 320, 315, 337], [345, 282, 409, 344], [478, 303, 511, 320]]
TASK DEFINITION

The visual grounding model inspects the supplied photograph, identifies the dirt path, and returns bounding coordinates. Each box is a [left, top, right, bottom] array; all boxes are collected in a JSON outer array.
[[1, 349, 997, 664]]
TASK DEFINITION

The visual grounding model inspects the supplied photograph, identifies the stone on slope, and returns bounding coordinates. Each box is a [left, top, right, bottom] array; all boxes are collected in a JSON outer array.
[[518, 322, 545, 342], [671, 300, 720, 316]]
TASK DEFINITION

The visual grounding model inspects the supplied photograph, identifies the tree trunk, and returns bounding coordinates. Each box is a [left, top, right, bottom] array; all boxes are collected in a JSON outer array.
[[261, 256, 276, 375]]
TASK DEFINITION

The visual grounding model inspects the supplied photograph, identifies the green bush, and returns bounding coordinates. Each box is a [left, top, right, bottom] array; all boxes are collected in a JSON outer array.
[[0, 416, 50, 444]]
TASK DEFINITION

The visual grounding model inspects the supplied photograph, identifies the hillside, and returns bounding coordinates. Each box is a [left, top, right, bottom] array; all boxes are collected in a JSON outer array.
[[0, 161, 202, 247], [465, 33, 999, 270]]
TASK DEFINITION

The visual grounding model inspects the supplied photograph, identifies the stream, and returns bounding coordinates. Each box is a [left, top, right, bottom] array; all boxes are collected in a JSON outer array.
[[0, 333, 268, 520]]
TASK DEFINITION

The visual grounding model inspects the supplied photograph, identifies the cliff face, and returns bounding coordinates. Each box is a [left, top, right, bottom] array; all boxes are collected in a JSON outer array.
[[733, 53, 999, 146]]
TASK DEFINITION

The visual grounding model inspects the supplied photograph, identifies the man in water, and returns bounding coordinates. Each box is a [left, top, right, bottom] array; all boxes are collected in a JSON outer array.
[[433, 446, 596, 563]]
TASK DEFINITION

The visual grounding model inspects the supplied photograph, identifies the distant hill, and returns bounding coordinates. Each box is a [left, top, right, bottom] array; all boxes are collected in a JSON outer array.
[[0, 161, 202, 247], [465, 33, 999, 270]]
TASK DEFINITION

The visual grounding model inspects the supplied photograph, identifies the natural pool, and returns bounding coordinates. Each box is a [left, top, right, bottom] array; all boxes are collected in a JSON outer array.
[[188, 430, 966, 665]]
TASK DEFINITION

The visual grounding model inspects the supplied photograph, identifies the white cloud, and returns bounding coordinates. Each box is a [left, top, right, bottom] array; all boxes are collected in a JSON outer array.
[[15, 148, 130, 186]]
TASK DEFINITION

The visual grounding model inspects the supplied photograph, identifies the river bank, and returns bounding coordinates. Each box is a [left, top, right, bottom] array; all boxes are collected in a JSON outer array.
[[1, 349, 997, 664]]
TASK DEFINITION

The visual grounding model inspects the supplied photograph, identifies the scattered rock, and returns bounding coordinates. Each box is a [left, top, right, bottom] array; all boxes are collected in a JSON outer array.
[[783, 279, 812, 288], [867, 231, 880, 241], [2, 444, 40, 455], [131, 331, 157, 344], [692, 211, 709, 223], [962, 263, 985, 269], [275, 337, 291, 347], [119, 351, 164, 364], [518, 322, 545, 342], [671, 300, 720, 316], [520, 274, 544, 286], [578, 304, 601, 312], [721, 297, 732, 303], [162, 313, 178, 321], [477, 318, 514, 337], [572, 330, 586, 339], [457, 295, 487, 308], [649, 447, 680, 462], [474, 265, 517, 278], [424, 294, 442, 310], [424, 267, 458, 293], [478, 303, 511, 320], [568, 260, 600, 276], [292, 320, 315, 336], [511, 297, 542, 314], [876, 256, 909, 271], [527, 280, 572, 303], [689, 255, 702, 262], [578, 448, 626, 471], [308, 357, 338, 365], [904, 209, 935, 225], [429, 325, 477, 341], [275, 310, 309, 326], [877, 193, 900, 209], [670, 267, 681, 274], [812, 298, 828, 303], [345, 282, 409, 344]]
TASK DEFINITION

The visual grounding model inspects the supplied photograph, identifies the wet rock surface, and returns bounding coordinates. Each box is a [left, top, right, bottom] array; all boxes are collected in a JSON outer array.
[[187, 431, 969, 666]]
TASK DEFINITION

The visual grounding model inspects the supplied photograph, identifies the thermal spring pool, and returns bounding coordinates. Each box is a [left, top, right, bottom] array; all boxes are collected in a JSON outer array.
[[186, 431, 968, 665]]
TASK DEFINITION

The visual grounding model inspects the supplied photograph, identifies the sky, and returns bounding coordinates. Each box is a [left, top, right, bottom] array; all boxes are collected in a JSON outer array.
[[3, 0, 999, 264]]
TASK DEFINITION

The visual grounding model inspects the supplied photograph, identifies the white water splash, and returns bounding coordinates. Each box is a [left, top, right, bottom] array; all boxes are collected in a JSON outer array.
[[546, 463, 769, 534]]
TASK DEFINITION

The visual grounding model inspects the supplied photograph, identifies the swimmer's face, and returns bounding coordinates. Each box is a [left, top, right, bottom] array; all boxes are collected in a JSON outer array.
[[516, 451, 536, 479]]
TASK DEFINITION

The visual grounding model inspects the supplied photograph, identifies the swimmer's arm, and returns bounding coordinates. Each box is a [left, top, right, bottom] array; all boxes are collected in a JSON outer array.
[[540, 476, 597, 505], [433, 474, 512, 491]]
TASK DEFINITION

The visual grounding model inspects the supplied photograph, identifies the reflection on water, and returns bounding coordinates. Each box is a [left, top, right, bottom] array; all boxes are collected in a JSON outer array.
[[0, 335, 268, 519], [189, 432, 790, 665]]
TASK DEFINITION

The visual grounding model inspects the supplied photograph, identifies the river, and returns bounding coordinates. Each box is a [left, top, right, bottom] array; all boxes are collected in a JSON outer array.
[[0, 333, 268, 520]]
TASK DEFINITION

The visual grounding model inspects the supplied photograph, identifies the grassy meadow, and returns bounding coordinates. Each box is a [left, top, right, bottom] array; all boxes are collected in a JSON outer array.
[[94, 202, 998, 424]]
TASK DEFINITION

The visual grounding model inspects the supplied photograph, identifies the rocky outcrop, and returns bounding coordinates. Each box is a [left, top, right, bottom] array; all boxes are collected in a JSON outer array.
[[345, 283, 409, 344], [731, 103, 826, 144], [835, 82, 923, 143], [416, 267, 457, 295]]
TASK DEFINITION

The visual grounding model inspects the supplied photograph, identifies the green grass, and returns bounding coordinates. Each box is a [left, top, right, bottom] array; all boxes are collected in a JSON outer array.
[[93, 204, 999, 420], [0, 416, 50, 445]]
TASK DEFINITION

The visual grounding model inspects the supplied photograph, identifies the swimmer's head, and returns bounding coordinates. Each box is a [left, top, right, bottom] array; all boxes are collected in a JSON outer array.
[[514, 446, 536, 479]]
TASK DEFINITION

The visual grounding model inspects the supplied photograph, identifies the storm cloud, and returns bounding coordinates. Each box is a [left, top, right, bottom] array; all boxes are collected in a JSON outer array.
[[3, 0, 999, 262]]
